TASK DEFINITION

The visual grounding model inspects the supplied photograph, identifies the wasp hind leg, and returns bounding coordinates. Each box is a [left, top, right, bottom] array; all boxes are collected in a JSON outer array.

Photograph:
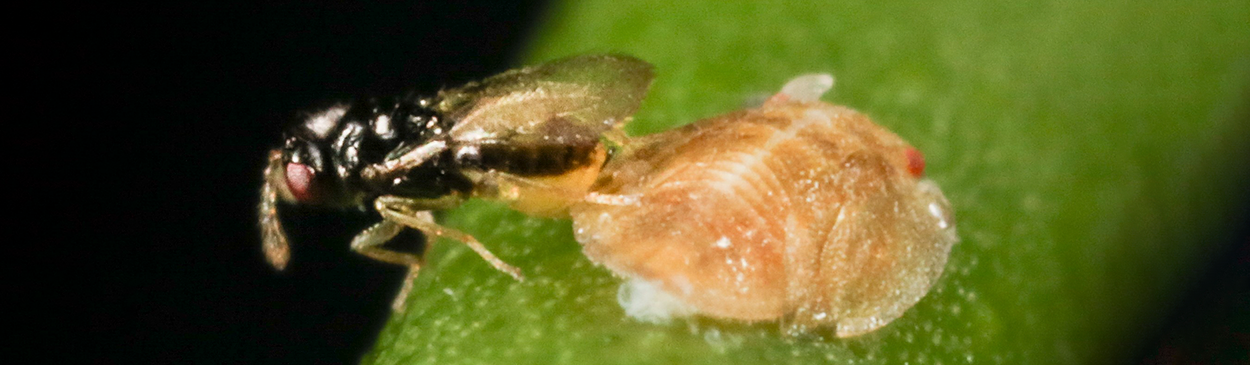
[[373, 195, 524, 281]]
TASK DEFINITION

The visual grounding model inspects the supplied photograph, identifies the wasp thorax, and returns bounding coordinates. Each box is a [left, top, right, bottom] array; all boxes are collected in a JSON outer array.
[[570, 74, 958, 337]]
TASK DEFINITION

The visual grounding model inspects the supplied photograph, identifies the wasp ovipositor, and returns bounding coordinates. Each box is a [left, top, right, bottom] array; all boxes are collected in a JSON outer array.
[[569, 74, 958, 337], [259, 54, 653, 309]]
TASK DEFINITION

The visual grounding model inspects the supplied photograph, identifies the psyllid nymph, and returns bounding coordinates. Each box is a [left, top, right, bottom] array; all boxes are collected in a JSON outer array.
[[570, 74, 958, 337]]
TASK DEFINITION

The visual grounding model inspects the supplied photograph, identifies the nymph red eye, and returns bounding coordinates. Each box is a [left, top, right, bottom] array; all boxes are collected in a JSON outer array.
[[285, 162, 316, 202], [905, 147, 925, 177]]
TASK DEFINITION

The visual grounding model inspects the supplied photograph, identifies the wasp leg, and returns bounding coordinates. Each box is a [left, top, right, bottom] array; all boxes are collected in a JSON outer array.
[[349, 195, 464, 267], [360, 140, 450, 183], [349, 220, 425, 311], [479, 170, 639, 206], [374, 195, 525, 281], [350, 220, 420, 266]]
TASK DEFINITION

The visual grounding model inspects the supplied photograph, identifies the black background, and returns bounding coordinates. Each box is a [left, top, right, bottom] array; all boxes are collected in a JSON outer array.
[[65, 2, 547, 363], [39, 1, 1245, 363]]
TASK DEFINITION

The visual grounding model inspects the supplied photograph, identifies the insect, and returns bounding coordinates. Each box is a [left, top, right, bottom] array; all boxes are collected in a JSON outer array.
[[258, 54, 653, 309], [569, 74, 958, 337]]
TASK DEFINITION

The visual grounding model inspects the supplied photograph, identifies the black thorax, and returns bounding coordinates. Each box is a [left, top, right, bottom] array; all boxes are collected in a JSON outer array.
[[325, 94, 472, 200]]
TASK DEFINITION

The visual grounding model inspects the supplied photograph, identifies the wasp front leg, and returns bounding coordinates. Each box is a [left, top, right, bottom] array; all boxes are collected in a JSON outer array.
[[373, 195, 524, 281], [350, 194, 464, 268], [360, 140, 450, 183], [349, 220, 425, 311]]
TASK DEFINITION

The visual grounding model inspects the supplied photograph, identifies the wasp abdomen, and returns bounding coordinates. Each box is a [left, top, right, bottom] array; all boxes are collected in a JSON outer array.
[[471, 142, 601, 177]]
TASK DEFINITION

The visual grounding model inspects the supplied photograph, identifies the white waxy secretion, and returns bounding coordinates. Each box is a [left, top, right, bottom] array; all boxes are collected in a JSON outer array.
[[570, 74, 958, 337]]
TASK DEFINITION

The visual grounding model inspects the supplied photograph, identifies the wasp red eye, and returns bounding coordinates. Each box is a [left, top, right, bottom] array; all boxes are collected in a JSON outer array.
[[905, 147, 925, 177], [285, 162, 316, 202]]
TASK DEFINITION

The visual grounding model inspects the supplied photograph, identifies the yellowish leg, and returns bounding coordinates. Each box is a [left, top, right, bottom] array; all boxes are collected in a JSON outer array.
[[350, 220, 418, 265], [374, 195, 524, 281], [349, 220, 426, 311], [393, 268, 421, 312], [360, 140, 449, 182]]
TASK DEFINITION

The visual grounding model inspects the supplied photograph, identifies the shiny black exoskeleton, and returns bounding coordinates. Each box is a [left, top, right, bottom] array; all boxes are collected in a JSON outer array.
[[281, 94, 611, 210], [278, 95, 466, 207]]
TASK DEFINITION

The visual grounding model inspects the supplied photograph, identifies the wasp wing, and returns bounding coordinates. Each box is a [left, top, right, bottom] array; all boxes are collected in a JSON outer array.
[[437, 54, 654, 146]]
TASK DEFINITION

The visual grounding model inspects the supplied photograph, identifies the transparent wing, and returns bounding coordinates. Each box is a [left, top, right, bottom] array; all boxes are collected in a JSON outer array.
[[437, 54, 654, 146]]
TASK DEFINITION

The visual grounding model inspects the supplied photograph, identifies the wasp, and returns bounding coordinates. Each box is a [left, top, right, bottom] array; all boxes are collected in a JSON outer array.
[[259, 54, 653, 309], [569, 74, 958, 337]]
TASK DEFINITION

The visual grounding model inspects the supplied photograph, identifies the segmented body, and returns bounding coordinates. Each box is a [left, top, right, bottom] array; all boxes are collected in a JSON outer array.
[[468, 142, 603, 177], [570, 87, 957, 337]]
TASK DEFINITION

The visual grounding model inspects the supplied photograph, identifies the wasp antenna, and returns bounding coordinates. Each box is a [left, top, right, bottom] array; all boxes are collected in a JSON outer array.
[[260, 150, 291, 270]]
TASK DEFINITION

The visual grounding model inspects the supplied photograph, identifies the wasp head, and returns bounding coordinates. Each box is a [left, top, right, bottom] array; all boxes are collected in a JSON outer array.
[[274, 133, 343, 205], [270, 105, 363, 207], [259, 105, 361, 270]]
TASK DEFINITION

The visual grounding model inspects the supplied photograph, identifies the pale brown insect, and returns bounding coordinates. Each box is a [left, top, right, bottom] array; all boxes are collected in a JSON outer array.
[[569, 75, 958, 337]]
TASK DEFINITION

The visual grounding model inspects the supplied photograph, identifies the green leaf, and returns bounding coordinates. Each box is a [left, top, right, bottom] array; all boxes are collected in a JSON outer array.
[[364, 1, 1250, 364]]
